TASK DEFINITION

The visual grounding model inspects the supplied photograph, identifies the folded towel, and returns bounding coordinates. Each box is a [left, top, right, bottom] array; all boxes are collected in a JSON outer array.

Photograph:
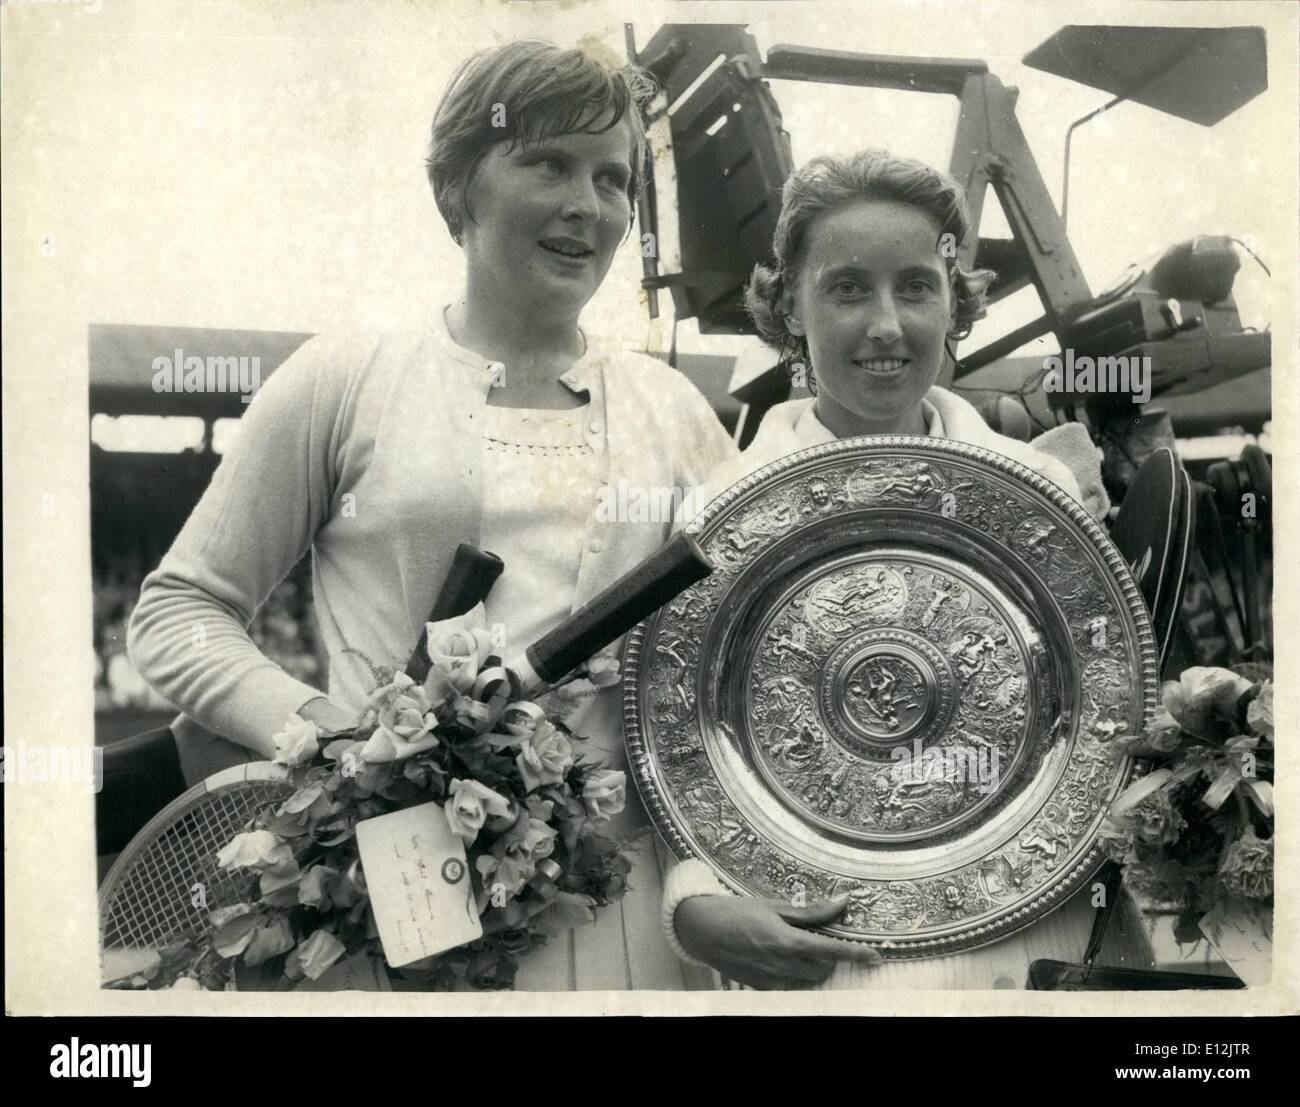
[[1033, 422, 1111, 520]]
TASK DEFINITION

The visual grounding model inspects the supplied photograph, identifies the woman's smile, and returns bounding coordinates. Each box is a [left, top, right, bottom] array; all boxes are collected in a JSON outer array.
[[538, 235, 596, 263], [854, 356, 911, 377], [536, 241, 597, 278]]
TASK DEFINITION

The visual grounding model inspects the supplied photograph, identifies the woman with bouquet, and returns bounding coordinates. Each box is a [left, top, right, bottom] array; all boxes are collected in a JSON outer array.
[[661, 148, 1134, 989], [128, 40, 737, 990]]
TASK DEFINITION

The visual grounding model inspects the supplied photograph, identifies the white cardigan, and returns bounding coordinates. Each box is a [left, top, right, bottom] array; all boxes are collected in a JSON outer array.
[[686, 389, 1109, 525], [128, 311, 737, 778]]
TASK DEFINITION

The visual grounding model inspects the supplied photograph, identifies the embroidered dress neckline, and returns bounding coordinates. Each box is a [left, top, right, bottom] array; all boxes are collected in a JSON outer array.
[[480, 403, 593, 458]]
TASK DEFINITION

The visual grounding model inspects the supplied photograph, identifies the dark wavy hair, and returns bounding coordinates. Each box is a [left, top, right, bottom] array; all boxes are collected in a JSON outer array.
[[745, 149, 995, 367], [426, 40, 657, 245]]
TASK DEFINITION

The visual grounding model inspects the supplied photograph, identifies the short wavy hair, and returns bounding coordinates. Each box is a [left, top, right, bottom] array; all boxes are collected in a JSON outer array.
[[745, 149, 995, 357], [426, 40, 656, 245]]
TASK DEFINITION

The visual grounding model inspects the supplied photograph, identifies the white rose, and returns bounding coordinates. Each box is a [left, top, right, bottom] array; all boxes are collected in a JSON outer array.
[[585, 654, 621, 688], [1163, 666, 1252, 740], [271, 717, 320, 767], [216, 830, 293, 873], [428, 629, 480, 692], [444, 778, 512, 844], [379, 693, 436, 744], [498, 702, 546, 738], [515, 724, 575, 791], [582, 769, 627, 819], [500, 815, 557, 863], [424, 605, 497, 695], [360, 722, 437, 764], [1247, 681, 1273, 741]]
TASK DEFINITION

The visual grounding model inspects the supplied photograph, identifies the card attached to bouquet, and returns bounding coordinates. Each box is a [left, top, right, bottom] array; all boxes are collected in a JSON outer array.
[[1199, 899, 1272, 987], [355, 802, 482, 968]]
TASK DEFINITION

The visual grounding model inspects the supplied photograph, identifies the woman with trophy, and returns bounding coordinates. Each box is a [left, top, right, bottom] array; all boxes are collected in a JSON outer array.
[[127, 40, 736, 991], [661, 149, 1122, 989]]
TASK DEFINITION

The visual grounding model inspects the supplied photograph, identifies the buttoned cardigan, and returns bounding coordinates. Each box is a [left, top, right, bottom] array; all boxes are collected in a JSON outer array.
[[128, 314, 737, 766]]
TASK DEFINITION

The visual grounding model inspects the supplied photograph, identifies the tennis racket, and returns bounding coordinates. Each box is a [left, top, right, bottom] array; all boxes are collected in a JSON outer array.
[[98, 761, 293, 954]]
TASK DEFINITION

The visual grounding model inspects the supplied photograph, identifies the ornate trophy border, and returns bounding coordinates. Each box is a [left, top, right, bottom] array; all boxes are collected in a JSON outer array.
[[623, 435, 1159, 959]]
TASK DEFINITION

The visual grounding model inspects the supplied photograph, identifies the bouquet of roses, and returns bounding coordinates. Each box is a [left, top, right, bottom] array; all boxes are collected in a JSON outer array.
[[159, 603, 633, 991], [1099, 665, 1274, 943]]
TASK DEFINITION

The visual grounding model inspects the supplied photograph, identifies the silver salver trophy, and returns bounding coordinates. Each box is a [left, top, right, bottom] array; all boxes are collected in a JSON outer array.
[[624, 437, 1157, 959]]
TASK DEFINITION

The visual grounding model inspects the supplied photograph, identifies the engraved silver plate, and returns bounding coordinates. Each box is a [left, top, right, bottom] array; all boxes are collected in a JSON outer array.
[[623, 437, 1157, 958]]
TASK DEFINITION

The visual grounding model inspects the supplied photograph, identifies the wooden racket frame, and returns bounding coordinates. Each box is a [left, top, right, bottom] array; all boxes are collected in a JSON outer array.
[[98, 762, 292, 952]]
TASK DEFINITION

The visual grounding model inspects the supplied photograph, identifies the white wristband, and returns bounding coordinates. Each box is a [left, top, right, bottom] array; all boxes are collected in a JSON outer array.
[[661, 858, 737, 966]]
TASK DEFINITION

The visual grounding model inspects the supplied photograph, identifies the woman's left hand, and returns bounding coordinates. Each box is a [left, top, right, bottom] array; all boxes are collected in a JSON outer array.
[[297, 696, 357, 735]]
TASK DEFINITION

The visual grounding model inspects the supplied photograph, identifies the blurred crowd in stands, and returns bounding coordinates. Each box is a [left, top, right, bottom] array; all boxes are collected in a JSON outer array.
[[93, 560, 323, 716]]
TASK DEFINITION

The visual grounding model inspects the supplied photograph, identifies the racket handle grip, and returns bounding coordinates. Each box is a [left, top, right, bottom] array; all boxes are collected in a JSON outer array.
[[406, 545, 504, 681], [522, 532, 712, 686]]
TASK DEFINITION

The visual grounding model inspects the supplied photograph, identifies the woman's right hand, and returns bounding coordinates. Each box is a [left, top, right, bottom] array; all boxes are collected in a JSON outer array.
[[675, 894, 882, 989]]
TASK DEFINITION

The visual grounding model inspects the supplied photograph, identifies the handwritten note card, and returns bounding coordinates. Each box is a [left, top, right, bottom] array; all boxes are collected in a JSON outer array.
[[1199, 898, 1272, 987], [355, 802, 483, 968]]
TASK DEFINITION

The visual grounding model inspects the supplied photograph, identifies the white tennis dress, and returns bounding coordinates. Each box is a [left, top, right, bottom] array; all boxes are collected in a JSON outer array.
[[480, 402, 716, 991]]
